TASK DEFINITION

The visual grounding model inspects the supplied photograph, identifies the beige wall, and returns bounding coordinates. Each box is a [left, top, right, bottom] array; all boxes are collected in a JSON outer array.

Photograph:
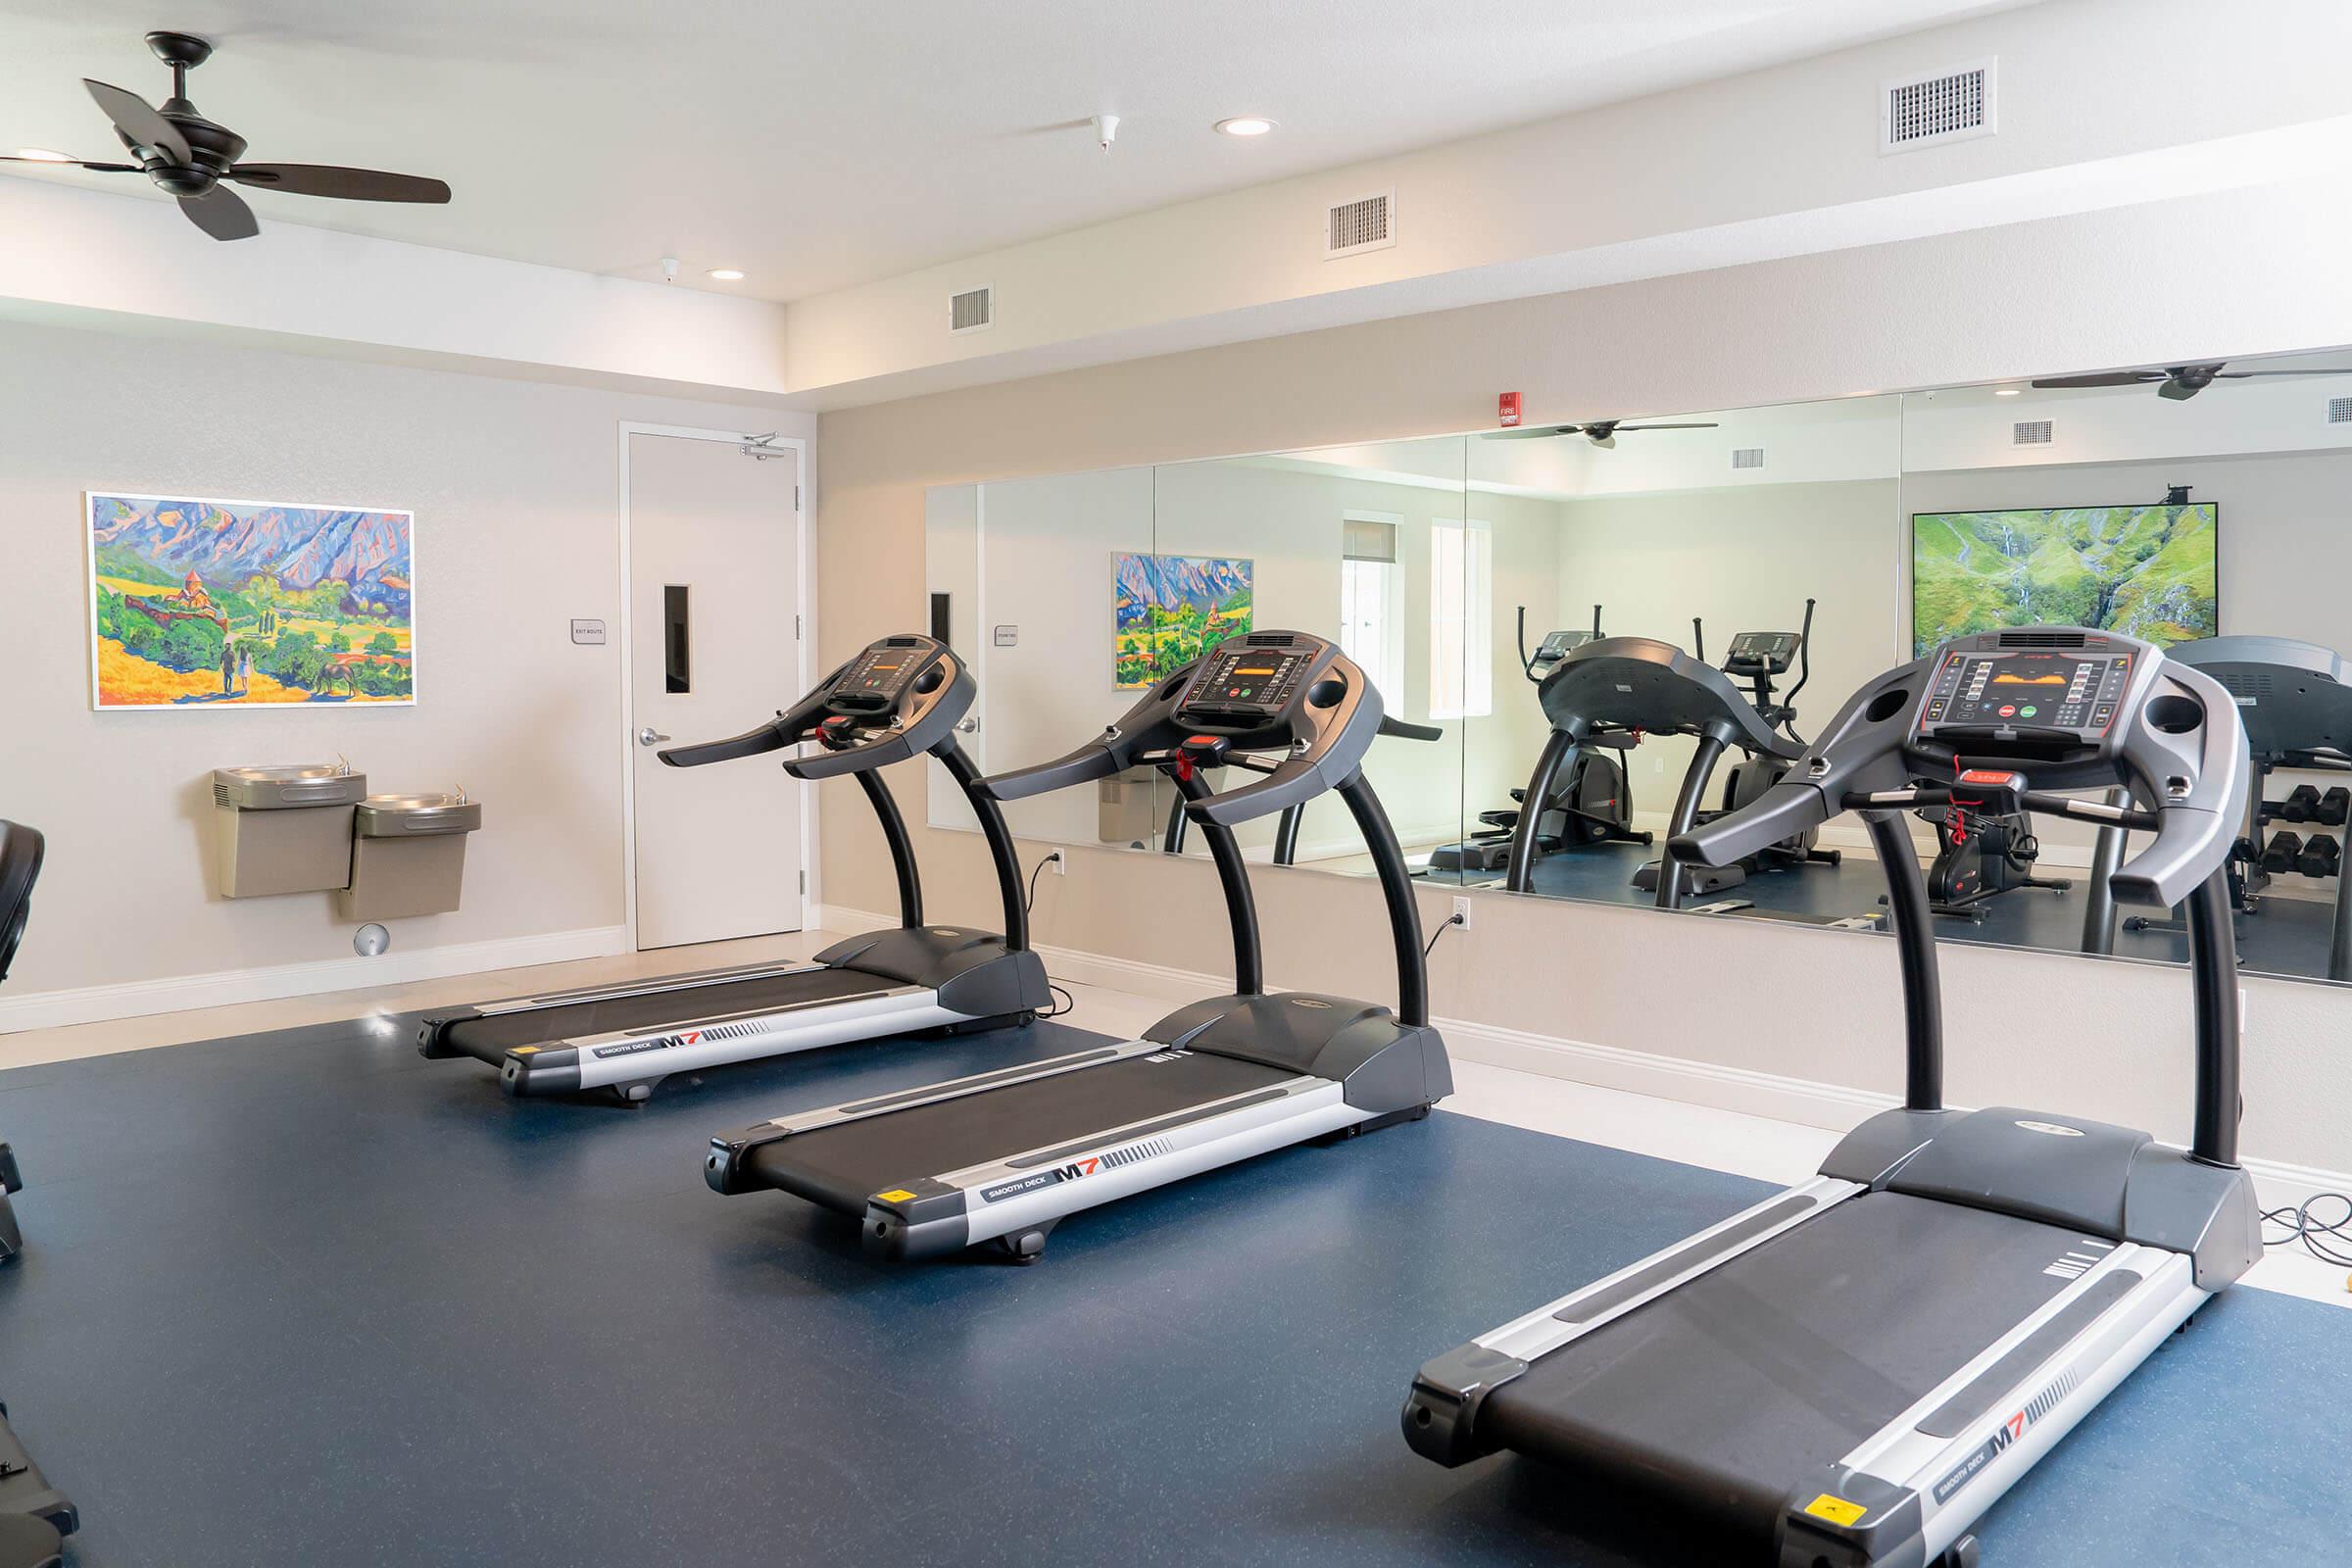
[[811, 179, 2352, 1180], [0, 318, 807, 1000]]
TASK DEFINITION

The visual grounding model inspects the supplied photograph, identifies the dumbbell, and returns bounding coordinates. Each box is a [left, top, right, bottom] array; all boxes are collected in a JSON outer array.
[[2262, 831, 2305, 874], [2321, 787, 2351, 827], [2299, 834, 2341, 879], [2278, 784, 2323, 822]]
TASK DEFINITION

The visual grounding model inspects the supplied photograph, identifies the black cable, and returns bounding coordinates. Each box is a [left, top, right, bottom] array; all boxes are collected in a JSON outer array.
[[1039, 983, 1075, 1020], [1422, 910, 1465, 960], [1022, 851, 1061, 915], [2262, 1192, 2352, 1268]]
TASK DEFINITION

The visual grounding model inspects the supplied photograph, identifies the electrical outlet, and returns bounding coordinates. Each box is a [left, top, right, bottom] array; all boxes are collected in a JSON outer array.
[[1451, 895, 1473, 931], [1049, 849, 1066, 876]]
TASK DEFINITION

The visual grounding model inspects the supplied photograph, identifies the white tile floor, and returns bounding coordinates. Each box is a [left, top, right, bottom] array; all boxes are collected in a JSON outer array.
[[7, 928, 2346, 1308]]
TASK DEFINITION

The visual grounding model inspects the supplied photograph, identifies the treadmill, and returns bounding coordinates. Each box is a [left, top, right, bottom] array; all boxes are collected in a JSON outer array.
[[2081, 633, 2352, 980], [1504, 634, 1804, 906], [419, 633, 1051, 1102], [0, 820, 79, 1567], [704, 629, 1452, 1263], [1406, 627, 2259, 1568]]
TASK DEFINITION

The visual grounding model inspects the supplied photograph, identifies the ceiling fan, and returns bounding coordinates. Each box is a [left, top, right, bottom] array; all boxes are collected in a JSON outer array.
[[2, 30, 451, 241], [2032, 362, 2352, 402], [1487, 418, 1721, 450]]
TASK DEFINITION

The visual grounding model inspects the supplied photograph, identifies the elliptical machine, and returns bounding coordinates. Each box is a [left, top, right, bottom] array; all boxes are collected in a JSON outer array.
[[1917, 798, 2071, 920], [1428, 605, 1648, 875]]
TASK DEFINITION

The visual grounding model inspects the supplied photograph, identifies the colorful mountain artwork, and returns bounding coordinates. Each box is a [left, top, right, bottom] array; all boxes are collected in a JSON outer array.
[[86, 492, 417, 710], [1113, 552, 1252, 690]]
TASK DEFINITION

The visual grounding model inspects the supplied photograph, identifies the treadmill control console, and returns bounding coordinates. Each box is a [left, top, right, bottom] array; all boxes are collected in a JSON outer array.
[[1920, 644, 2134, 740], [835, 637, 932, 703], [1180, 639, 1317, 722]]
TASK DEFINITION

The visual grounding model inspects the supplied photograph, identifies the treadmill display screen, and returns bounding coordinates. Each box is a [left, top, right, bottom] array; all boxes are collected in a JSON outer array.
[[839, 643, 928, 700], [1185, 643, 1313, 715], [1920, 648, 2133, 737]]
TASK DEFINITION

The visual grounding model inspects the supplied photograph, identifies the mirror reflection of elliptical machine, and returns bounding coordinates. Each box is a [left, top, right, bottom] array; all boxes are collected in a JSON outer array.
[[1629, 597, 1841, 899], [1426, 606, 1648, 876]]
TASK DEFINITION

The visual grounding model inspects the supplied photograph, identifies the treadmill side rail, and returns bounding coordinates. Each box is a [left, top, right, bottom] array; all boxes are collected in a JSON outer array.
[[1486, 1176, 1862, 1364], [507, 986, 957, 1097], [1781, 1248, 2205, 1568], [0, 1400, 76, 1546]]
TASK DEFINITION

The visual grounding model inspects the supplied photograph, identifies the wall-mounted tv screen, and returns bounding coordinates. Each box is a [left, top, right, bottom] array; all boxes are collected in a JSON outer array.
[[1911, 502, 2218, 657]]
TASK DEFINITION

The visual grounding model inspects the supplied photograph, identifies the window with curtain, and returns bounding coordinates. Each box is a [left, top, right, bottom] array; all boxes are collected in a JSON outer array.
[[1429, 518, 1492, 719], [1339, 513, 1404, 704]]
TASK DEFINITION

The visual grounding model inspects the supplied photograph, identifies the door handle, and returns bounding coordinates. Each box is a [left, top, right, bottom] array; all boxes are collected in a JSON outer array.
[[637, 727, 671, 747]]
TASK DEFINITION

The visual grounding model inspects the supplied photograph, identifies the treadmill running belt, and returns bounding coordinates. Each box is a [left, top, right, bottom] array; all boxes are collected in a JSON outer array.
[[747, 1050, 1299, 1215], [441, 966, 897, 1057], [1480, 1192, 2095, 1541]]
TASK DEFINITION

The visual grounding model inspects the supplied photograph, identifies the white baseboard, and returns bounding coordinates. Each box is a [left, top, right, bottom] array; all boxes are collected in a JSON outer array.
[[817, 903, 2352, 1217], [0, 925, 630, 1036]]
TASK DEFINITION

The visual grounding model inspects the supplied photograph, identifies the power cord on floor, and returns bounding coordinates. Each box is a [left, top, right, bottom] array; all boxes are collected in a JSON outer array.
[[2262, 1191, 2352, 1271], [1039, 983, 1076, 1020], [1423, 910, 1466, 960]]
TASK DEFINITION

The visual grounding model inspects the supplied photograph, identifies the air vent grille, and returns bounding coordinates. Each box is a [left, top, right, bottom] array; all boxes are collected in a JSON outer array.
[[1246, 632, 1298, 647], [1325, 190, 1395, 258], [1731, 447, 1765, 470], [1883, 61, 1996, 153], [2013, 419, 2053, 447], [950, 285, 993, 334], [1998, 630, 2087, 649], [2330, 396, 2352, 424]]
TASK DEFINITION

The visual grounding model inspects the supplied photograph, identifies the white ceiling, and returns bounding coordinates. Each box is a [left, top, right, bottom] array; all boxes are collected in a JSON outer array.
[[0, 0, 2040, 302]]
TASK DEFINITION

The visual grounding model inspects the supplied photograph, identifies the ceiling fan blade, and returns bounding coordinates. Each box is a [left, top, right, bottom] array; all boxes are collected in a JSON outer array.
[[2030, 372, 2162, 389], [229, 164, 451, 203], [83, 77, 192, 164], [0, 156, 141, 172], [179, 186, 260, 241], [1616, 422, 1721, 431], [1483, 426, 1577, 440], [2210, 368, 2352, 378]]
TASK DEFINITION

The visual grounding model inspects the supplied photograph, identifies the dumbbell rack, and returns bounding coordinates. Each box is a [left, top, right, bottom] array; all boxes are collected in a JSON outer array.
[[2114, 757, 2352, 980]]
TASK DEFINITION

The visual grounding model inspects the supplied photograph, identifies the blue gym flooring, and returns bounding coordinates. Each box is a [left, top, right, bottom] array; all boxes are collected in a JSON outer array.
[[0, 1011, 2342, 1566]]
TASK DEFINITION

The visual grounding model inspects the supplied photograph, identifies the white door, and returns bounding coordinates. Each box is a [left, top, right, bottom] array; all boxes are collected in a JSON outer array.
[[628, 432, 805, 950]]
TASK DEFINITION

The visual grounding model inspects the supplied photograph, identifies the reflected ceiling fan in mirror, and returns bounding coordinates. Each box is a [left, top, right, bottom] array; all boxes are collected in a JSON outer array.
[[1486, 419, 1720, 450], [2032, 362, 2352, 402], [1, 29, 452, 241]]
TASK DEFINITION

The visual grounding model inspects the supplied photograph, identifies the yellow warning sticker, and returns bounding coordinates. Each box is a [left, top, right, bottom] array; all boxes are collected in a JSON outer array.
[[1803, 1494, 1867, 1527], [511, 1046, 540, 1055], [874, 1189, 917, 1203]]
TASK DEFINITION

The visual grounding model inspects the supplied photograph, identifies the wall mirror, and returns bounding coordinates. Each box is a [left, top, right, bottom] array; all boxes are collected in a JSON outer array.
[[921, 345, 2352, 989]]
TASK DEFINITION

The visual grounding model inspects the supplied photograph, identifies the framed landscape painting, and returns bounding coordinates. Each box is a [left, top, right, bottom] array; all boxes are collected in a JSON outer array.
[[86, 491, 417, 710], [1112, 552, 1252, 690]]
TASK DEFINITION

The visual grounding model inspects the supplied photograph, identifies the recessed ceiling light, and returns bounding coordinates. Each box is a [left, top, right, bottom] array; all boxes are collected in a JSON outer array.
[[1994, 386, 2024, 397], [706, 269, 746, 281], [11, 147, 74, 163], [1214, 117, 1277, 138]]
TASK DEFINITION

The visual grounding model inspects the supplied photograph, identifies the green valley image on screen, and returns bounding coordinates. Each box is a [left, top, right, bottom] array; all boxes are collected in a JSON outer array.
[[1912, 502, 2217, 657]]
